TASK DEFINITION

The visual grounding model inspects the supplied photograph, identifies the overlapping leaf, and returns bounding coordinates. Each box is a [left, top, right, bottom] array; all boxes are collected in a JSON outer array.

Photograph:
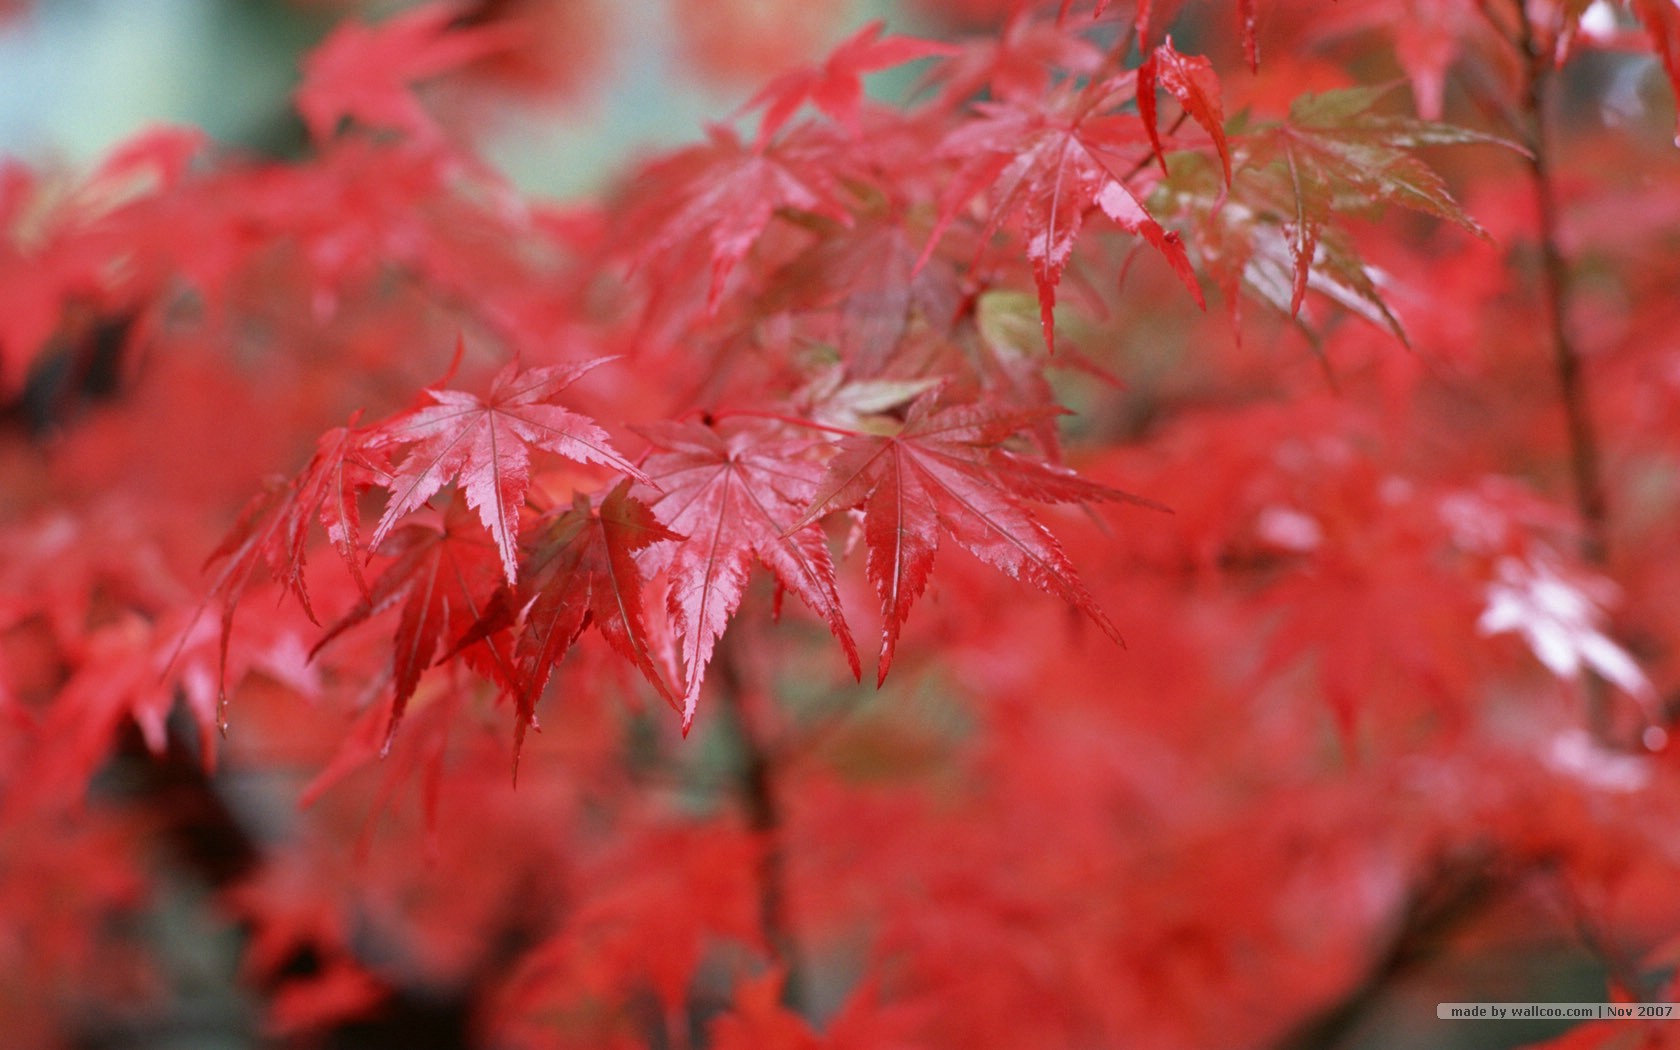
[[201, 420, 385, 718], [741, 20, 955, 144], [459, 481, 679, 763], [1233, 86, 1509, 332], [760, 204, 964, 374], [924, 14, 1103, 107], [1306, 0, 1503, 120], [295, 1, 513, 142], [626, 127, 849, 316], [922, 78, 1202, 351], [635, 421, 859, 728], [369, 358, 644, 586], [791, 399, 1142, 685], [312, 497, 509, 751]]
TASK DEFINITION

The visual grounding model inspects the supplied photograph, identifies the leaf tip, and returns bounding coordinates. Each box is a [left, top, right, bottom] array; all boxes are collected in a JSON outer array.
[[379, 710, 403, 758], [679, 688, 698, 737]]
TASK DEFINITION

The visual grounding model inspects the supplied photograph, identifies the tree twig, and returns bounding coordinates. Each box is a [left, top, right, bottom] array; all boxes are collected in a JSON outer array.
[[714, 637, 809, 1014], [1513, 1, 1614, 737], [1268, 853, 1502, 1050]]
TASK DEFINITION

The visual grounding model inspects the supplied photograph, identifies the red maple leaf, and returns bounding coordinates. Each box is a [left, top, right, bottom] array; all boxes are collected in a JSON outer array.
[[791, 399, 1141, 685], [1138, 36, 1231, 184], [625, 126, 850, 317], [466, 481, 681, 762], [709, 969, 818, 1050], [0, 127, 208, 397], [205, 419, 381, 621], [711, 970, 925, 1050], [557, 822, 766, 1018], [368, 358, 645, 586], [294, 2, 514, 142], [761, 205, 965, 376], [636, 420, 860, 727], [312, 497, 509, 750], [32, 616, 218, 795], [740, 20, 956, 144], [1306, 0, 1504, 120], [200, 418, 385, 719], [921, 77, 1203, 351], [924, 13, 1104, 108]]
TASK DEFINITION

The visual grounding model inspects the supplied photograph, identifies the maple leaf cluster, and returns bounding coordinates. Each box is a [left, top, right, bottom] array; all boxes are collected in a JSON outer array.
[[4, 1, 1680, 1048]]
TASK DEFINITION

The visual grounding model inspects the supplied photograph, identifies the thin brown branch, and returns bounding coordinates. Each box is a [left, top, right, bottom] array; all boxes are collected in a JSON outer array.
[[1513, 1, 1614, 737], [714, 638, 809, 1015], [1512, 5, 1610, 569], [1268, 853, 1503, 1050]]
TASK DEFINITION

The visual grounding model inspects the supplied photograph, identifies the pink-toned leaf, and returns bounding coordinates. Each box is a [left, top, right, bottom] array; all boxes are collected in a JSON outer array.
[[627, 126, 851, 316], [369, 358, 645, 585], [295, 2, 513, 142], [793, 399, 1123, 685], [742, 20, 955, 144], [200, 419, 385, 721], [636, 420, 859, 728]]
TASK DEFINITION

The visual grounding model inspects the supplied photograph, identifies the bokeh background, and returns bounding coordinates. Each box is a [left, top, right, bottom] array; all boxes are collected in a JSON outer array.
[[0, 0, 933, 197], [2, 3, 1676, 1050]]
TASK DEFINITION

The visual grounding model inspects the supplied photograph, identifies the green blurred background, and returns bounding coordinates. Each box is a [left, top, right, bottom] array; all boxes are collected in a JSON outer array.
[[0, 0, 924, 197]]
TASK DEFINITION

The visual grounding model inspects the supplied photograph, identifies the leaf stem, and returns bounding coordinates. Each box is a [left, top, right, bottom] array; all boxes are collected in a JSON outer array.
[[1122, 109, 1190, 183]]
